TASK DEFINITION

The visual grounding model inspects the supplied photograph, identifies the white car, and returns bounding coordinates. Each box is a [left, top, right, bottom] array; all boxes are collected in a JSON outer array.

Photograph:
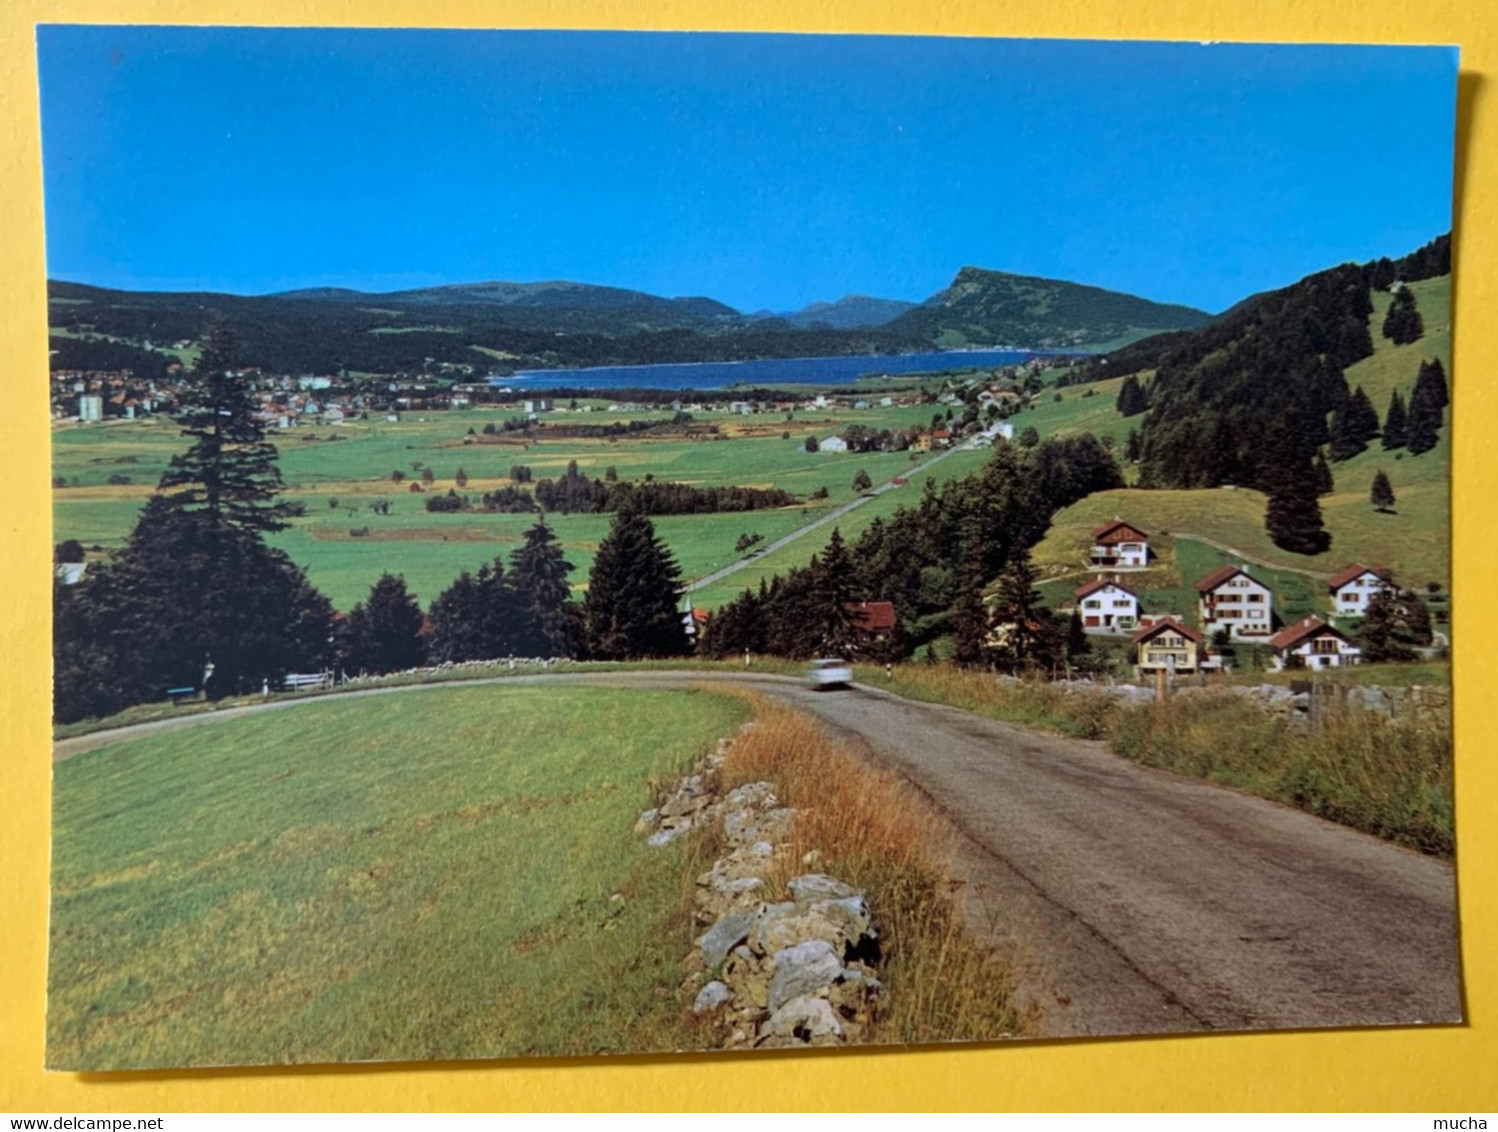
[[807, 657, 853, 689]]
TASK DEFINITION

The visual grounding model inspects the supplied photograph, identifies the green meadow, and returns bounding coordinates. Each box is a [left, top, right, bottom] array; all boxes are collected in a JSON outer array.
[[48, 683, 750, 1069], [53, 403, 953, 609]]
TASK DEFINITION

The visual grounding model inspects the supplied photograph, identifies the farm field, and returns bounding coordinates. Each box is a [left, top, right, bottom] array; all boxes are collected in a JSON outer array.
[[52, 402, 955, 609], [48, 683, 750, 1069]]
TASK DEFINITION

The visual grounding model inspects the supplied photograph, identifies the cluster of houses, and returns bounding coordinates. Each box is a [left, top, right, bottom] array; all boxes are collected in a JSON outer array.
[[1075, 520, 1398, 676]]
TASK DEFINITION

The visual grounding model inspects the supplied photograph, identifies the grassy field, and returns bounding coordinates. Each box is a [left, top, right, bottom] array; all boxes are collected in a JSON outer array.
[[48, 684, 751, 1069], [53, 405, 965, 610]]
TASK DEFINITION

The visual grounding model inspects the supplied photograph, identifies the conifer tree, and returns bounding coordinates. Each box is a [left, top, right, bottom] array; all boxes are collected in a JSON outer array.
[[1264, 459, 1332, 555], [1347, 385, 1381, 443], [1370, 470, 1397, 512], [1115, 374, 1150, 417], [951, 541, 992, 669], [344, 573, 425, 673], [1312, 452, 1335, 496], [1406, 365, 1446, 456], [584, 511, 686, 659], [1382, 286, 1424, 345], [1416, 357, 1449, 411], [157, 322, 291, 534], [810, 527, 862, 656], [1382, 389, 1408, 450], [509, 518, 576, 657], [986, 547, 1061, 674]]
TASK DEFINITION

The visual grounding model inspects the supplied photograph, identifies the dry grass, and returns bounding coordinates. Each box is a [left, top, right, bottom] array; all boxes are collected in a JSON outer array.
[[710, 689, 1035, 1044], [1107, 691, 1453, 855], [868, 663, 1119, 739]]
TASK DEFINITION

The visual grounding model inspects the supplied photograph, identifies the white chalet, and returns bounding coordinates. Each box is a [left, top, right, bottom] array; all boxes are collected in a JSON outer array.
[[818, 436, 849, 453], [1089, 520, 1149, 570], [1328, 564, 1393, 617], [1269, 616, 1363, 671], [1197, 565, 1274, 639], [1074, 578, 1140, 634]]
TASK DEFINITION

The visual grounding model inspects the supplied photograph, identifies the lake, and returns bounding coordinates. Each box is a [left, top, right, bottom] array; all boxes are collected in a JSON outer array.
[[493, 349, 1068, 392]]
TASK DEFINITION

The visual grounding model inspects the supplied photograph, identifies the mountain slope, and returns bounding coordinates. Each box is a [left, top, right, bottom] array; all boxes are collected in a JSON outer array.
[[776, 295, 918, 330], [885, 266, 1211, 349], [272, 280, 740, 321]]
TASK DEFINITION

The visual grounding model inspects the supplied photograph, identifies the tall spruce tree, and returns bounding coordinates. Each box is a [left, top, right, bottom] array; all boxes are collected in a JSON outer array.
[[1382, 389, 1409, 450], [1382, 286, 1424, 345], [509, 518, 576, 657], [1415, 357, 1449, 411], [1264, 458, 1332, 555], [810, 527, 863, 656], [53, 321, 338, 718], [1406, 362, 1447, 456], [951, 540, 992, 669], [1115, 374, 1150, 417], [584, 511, 686, 659], [157, 322, 291, 534]]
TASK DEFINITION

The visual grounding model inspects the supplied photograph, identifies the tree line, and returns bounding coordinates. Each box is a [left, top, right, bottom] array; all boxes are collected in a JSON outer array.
[[700, 433, 1124, 665]]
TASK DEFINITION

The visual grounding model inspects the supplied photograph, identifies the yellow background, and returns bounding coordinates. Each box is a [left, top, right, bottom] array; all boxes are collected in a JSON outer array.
[[2, 0, 1493, 1112]]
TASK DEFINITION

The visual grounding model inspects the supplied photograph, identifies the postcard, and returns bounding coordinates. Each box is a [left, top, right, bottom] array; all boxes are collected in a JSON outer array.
[[41, 27, 1459, 1070]]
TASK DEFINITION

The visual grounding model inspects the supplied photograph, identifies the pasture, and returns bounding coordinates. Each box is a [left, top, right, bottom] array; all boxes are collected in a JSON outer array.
[[48, 683, 750, 1069], [52, 401, 955, 609]]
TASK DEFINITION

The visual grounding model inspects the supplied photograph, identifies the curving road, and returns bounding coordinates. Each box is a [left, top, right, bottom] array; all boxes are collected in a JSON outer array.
[[54, 670, 1462, 1040]]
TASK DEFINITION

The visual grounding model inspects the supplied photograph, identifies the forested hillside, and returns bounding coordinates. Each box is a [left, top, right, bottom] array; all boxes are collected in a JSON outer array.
[[886, 266, 1210, 349]]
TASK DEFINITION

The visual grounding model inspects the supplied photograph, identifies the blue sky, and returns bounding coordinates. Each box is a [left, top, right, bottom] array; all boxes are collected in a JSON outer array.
[[36, 28, 1457, 314]]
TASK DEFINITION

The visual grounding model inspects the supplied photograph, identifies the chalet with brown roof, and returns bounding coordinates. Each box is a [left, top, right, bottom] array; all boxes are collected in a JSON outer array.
[[1328, 564, 1393, 618], [1131, 618, 1207, 676], [849, 601, 898, 646], [1197, 565, 1273, 639], [1090, 520, 1149, 570], [1074, 578, 1139, 634], [1269, 616, 1362, 671]]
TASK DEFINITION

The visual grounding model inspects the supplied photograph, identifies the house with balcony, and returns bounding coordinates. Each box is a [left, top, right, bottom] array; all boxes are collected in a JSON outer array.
[[1132, 618, 1208, 677], [1269, 616, 1363, 670], [1089, 520, 1149, 570]]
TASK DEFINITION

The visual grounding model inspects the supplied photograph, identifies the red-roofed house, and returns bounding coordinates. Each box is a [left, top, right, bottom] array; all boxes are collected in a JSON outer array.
[[849, 601, 897, 636], [1131, 618, 1207, 676], [1074, 578, 1139, 634], [1197, 566, 1274, 639], [1269, 616, 1362, 671], [1328, 564, 1393, 617], [1089, 520, 1149, 570]]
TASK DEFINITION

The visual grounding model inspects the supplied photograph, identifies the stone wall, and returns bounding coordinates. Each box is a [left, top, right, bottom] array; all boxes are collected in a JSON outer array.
[[635, 726, 883, 1050]]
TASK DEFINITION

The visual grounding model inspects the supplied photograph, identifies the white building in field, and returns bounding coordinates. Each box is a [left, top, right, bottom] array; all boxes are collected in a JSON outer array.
[[1270, 616, 1363, 671], [1074, 578, 1140, 634], [77, 394, 103, 422], [1197, 565, 1274, 639], [818, 436, 849, 453], [1328, 564, 1393, 617], [1089, 520, 1149, 570]]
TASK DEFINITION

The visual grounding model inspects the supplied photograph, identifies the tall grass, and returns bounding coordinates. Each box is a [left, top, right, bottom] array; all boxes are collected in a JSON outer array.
[[711, 690, 1034, 1043], [1109, 692, 1453, 855], [860, 664, 1453, 856], [862, 663, 1118, 739]]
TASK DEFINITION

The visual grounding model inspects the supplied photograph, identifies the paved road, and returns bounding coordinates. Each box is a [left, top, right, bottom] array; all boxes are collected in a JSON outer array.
[[684, 438, 983, 594], [55, 670, 1462, 1039]]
